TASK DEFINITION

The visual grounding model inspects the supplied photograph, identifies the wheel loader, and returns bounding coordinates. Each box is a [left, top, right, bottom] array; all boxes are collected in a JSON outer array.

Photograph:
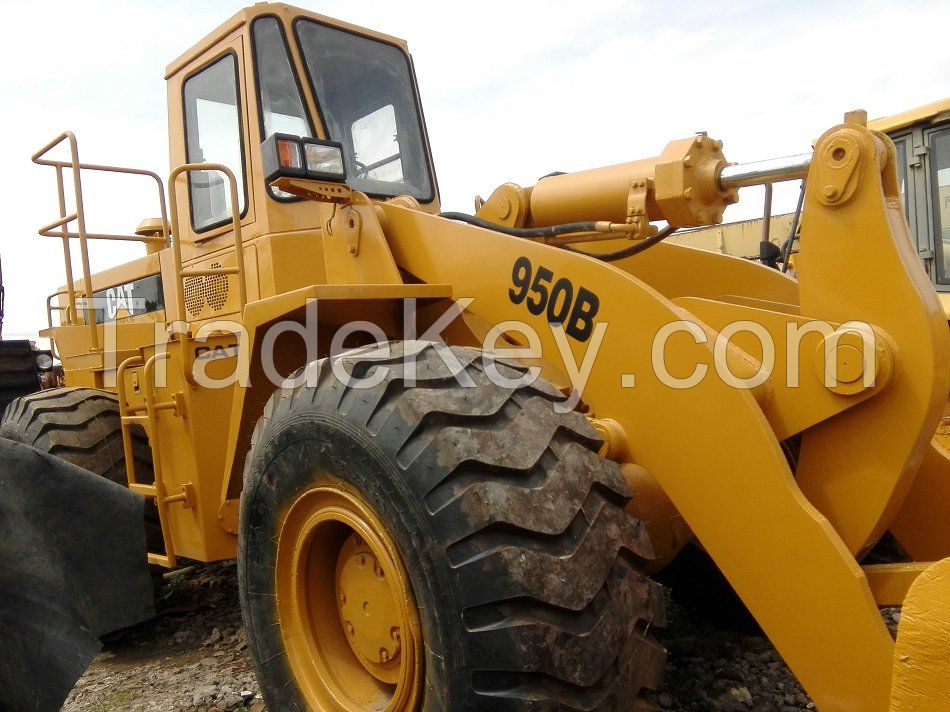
[[2, 3, 950, 711]]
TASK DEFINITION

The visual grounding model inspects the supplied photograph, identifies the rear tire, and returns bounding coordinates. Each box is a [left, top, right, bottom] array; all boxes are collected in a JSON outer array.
[[239, 341, 666, 711], [1, 387, 162, 553]]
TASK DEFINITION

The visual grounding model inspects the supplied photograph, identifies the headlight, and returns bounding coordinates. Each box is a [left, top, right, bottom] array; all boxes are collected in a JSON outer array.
[[263, 134, 347, 184], [35, 351, 54, 371], [301, 138, 346, 180]]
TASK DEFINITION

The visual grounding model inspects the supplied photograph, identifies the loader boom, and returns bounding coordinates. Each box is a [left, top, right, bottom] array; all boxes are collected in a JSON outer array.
[[379, 119, 949, 709]]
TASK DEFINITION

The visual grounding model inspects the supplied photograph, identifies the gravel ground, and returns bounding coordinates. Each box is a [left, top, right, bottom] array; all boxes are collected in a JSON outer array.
[[64, 563, 263, 712], [63, 561, 899, 711]]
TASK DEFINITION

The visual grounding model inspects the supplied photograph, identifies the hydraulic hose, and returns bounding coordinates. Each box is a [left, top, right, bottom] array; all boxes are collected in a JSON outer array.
[[564, 225, 678, 261], [439, 212, 601, 239], [438, 212, 677, 261], [781, 180, 806, 273]]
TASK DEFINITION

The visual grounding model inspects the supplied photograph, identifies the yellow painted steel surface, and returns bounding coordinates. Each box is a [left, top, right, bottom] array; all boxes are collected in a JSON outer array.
[[890, 557, 950, 710], [863, 563, 930, 607], [381, 192, 900, 711], [869, 97, 950, 134], [792, 125, 949, 557], [890, 440, 950, 561]]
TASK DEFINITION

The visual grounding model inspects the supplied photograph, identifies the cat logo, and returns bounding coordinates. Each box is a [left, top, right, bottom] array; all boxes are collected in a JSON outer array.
[[105, 283, 136, 320], [194, 343, 240, 361], [93, 274, 164, 323]]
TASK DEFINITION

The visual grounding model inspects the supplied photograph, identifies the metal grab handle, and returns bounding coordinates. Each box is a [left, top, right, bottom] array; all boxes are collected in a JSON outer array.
[[116, 352, 180, 568], [45, 291, 69, 360], [33, 131, 171, 352], [168, 163, 247, 323]]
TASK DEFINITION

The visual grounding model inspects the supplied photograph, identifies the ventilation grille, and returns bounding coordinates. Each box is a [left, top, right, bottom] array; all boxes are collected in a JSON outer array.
[[183, 261, 231, 318]]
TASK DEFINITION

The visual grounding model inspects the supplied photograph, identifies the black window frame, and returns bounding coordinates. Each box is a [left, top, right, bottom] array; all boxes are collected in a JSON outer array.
[[927, 125, 950, 286], [181, 49, 250, 235], [889, 132, 911, 219], [292, 17, 436, 204], [250, 14, 316, 204]]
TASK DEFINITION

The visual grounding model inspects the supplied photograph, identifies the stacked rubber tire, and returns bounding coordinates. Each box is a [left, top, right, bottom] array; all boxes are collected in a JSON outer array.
[[1, 387, 161, 550]]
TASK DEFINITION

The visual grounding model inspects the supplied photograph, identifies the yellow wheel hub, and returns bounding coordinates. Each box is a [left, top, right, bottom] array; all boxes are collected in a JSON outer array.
[[336, 533, 403, 683], [275, 483, 422, 712]]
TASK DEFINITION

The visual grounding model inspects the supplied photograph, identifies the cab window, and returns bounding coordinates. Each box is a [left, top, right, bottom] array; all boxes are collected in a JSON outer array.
[[252, 17, 310, 140], [183, 53, 247, 232], [252, 17, 313, 199], [931, 129, 950, 284], [295, 19, 433, 201]]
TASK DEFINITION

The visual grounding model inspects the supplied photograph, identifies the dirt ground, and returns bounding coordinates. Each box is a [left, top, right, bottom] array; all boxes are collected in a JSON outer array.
[[63, 561, 898, 712], [63, 563, 261, 712]]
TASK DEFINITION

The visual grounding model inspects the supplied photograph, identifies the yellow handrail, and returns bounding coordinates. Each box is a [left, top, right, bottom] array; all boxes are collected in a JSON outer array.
[[32, 131, 171, 351], [116, 355, 145, 486], [45, 290, 69, 360], [116, 352, 181, 568], [168, 163, 247, 323], [142, 351, 178, 568]]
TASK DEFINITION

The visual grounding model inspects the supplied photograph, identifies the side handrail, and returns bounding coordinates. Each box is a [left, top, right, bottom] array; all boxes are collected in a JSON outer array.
[[168, 163, 247, 323], [46, 290, 68, 329], [116, 352, 181, 568], [45, 290, 69, 360], [32, 131, 171, 351], [116, 355, 146, 487]]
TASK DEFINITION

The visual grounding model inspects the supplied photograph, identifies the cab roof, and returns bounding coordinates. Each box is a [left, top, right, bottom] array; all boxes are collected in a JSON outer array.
[[869, 97, 950, 133], [164, 2, 409, 80]]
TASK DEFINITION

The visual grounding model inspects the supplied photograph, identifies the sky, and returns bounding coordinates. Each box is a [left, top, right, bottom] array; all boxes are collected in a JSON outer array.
[[0, 0, 947, 341]]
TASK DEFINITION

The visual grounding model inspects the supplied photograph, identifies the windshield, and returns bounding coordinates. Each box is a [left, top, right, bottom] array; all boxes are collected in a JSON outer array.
[[294, 19, 434, 202]]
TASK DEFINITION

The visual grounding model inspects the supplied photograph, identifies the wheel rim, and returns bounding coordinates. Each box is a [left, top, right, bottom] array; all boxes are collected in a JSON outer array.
[[275, 483, 423, 712]]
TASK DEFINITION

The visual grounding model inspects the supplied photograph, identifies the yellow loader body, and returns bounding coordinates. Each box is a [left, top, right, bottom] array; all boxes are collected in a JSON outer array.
[[7, 4, 950, 710]]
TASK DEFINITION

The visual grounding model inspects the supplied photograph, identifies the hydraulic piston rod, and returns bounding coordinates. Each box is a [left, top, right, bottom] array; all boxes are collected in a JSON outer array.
[[719, 153, 811, 190]]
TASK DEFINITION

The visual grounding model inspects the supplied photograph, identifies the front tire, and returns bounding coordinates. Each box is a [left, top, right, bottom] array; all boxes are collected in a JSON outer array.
[[239, 342, 665, 711]]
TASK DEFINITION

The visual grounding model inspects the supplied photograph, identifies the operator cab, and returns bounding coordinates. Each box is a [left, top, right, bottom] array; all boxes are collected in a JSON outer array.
[[167, 3, 439, 248]]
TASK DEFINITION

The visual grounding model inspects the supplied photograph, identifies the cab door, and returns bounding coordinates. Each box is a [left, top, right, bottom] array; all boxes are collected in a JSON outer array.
[[177, 38, 255, 244], [166, 36, 259, 324]]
